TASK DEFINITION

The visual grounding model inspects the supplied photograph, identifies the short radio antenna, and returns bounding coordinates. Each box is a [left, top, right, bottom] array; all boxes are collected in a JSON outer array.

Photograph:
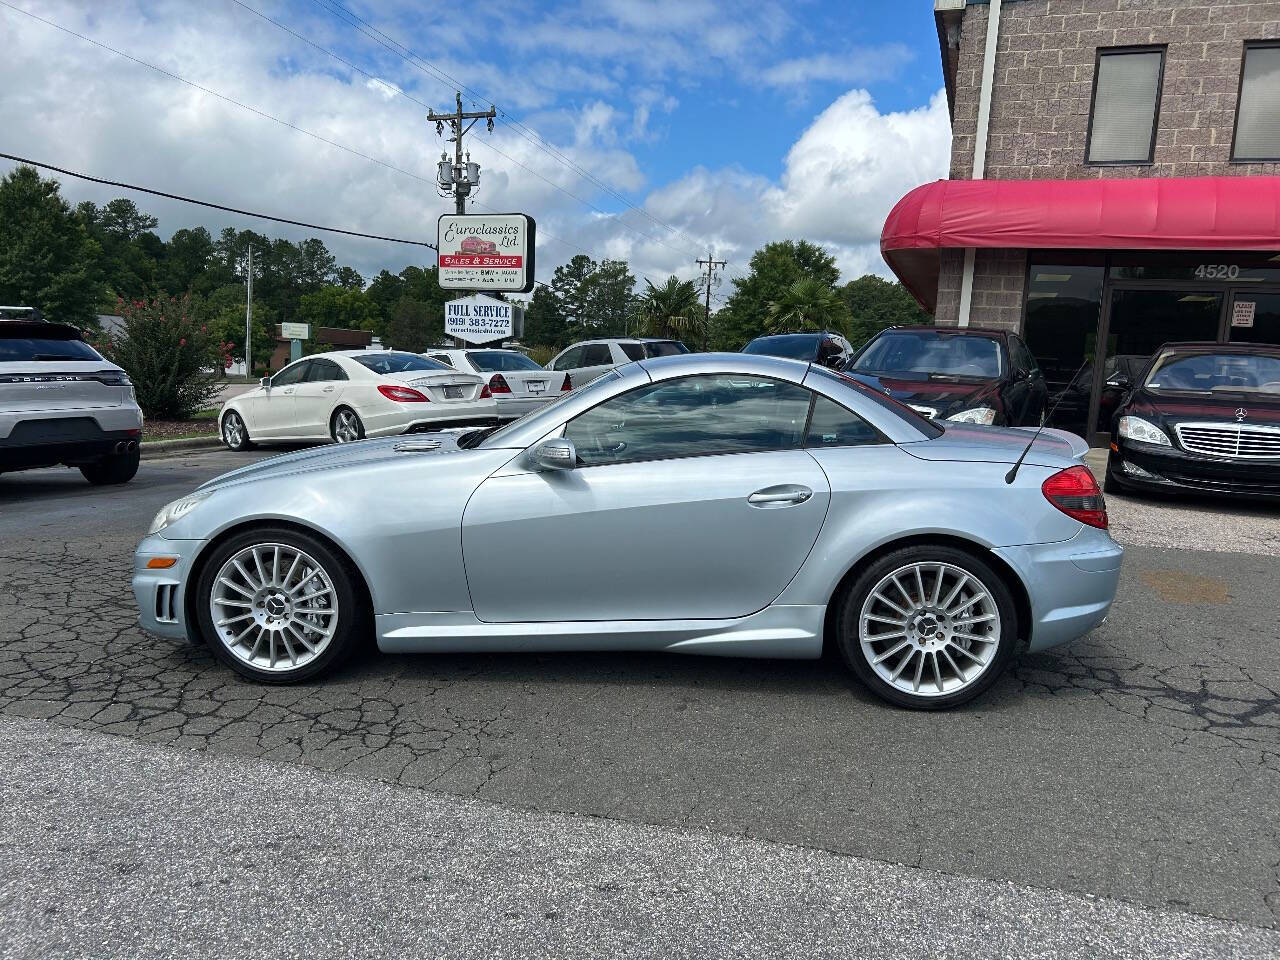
[[1005, 357, 1093, 484]]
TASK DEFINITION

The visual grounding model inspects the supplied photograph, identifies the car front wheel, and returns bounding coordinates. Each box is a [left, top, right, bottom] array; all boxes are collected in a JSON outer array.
[[194, 527, 364, 684], [837, 546, 1019, 710]]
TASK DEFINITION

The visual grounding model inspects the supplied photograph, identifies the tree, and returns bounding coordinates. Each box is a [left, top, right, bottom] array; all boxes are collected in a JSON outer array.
[[587, 259, 637, 336], [195, 284, 275, 371], [521, 284, 569, 348], [0, 166, 103, 327], [841, 274, 932, 347], [713, 240, 840, 349], [633, 276, 703, 340], [161, 227, 217, 297], [98, 295, 224, 418], [551, 254, 598, 332], [335, 265, 364, 290], [296, 285, 380, 331], [766, 277, 852, 335], [385, 297, 442, 352]]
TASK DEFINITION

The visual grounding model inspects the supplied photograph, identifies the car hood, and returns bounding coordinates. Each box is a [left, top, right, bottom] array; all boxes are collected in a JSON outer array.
[[1125, 388, 1280, 428], [197, 432, 473, 492], [901, 423, 1086, 467], [843, 372, 996, 418]]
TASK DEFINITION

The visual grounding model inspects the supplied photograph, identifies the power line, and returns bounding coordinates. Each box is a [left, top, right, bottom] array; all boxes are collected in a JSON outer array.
[[229, 0, 700, 260], [0, 152, 438, 249], [306, 0, 705, 256]]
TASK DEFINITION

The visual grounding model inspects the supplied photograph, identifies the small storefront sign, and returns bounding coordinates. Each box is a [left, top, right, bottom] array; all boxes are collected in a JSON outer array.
[[437, 214, 536, 292], [444, 295, 522, 344], [280, 322, 310, 340], [1231, 300, 1256, 328]]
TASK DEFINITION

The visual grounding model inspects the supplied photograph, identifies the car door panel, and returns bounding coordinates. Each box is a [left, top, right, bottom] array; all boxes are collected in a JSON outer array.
[[251, 361, 309, 437], [462, 449, 831, 623], [293, 358, 347, 438]]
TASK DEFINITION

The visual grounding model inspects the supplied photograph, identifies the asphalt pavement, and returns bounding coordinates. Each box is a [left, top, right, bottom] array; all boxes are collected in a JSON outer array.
[[1, 448, 1279, 956]]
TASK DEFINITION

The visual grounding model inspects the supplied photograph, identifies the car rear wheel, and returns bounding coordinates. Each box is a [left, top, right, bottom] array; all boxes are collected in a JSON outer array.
[[331, 408, 364, 443], [837, 546, 1019, 710], [79, 446, 140, 485], [194, 527, 364, 684], [222, 411, 253, 451]]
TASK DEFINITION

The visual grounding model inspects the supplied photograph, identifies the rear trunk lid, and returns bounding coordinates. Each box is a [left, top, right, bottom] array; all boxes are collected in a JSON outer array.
[[0, 361, 129, 412], [491, 370, 553, 398], [385, 371, 485, 403], [901, 424, 1087, 467]]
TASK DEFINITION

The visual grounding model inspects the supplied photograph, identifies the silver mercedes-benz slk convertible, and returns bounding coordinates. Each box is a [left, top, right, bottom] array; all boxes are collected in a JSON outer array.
[[134, 352, 1122, 709]]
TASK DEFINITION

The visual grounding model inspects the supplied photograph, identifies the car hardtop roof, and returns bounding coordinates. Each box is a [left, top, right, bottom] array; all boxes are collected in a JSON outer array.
[[1153, 340, 1280, 354], [877, 325, 1008, 338], [639, 350, 812, 379], [749, 331, 843, 339]]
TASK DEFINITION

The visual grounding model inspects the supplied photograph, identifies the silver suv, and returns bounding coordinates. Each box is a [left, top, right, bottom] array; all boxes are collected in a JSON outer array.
[[0, 309, 144, 484], [547, 337, 689, 389]]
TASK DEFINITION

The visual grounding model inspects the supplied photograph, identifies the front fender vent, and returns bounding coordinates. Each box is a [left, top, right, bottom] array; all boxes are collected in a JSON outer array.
[[393, 439, 443, 453]]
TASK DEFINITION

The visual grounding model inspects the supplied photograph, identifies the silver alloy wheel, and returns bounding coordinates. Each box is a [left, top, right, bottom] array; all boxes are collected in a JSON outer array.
[[858, 561, 1001, 698], [209, 542, 339, 673], [223, 413, 244, 448], [333, 409, 361, 443]]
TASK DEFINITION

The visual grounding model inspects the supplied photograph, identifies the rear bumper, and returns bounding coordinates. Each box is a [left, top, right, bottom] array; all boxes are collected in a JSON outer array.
[[0, 407, 144, 470], [1109, 441, 1280, 499], [362, 405, 501, 438], [993, 528, 1123, 653], [132, 536, 203, 640]]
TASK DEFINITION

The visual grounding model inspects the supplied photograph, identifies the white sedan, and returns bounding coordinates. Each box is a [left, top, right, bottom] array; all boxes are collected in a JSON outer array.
[[426, 348, 569, 420], [219, 351, 499, 451]]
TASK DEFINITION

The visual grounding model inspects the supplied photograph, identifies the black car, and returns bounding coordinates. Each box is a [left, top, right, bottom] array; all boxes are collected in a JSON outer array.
[[741, 331, 853, 369], [1046, 354, 1151, 438], [843, 327, 1049, 427], [1105, 341, 1280, 499]]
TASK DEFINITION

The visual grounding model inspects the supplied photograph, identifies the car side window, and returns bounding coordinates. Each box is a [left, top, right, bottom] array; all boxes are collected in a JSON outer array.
[[306, 358, 347, 382], [1009, 337, 1036, 378], [564, 374, 812, 467], [582, 343, 613, 366], [618, 342, 645, 362], [271, 361, 310, 386], [804, 395, 883, 448], [553, 346, 584, 371]]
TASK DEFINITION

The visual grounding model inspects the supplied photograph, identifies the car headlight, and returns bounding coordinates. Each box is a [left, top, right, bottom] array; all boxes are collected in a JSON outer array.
[[946, 406, 997, 425], [148, 492, 210, 534], [1117, 416, 1171, 446]]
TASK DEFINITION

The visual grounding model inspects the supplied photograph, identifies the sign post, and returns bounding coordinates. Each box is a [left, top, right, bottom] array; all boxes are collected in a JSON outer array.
[[437, 214, 535, 294], [281, 322, 310, 362]]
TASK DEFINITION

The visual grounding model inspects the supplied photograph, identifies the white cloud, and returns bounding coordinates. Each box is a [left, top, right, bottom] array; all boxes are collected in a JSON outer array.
[[759, 45, 916, 89]]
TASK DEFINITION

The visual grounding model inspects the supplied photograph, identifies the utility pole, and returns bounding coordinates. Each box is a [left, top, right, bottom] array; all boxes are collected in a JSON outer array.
[[696, 252, 726, 351], [430, 92, 497, 215], [244, 244, 253, 378]]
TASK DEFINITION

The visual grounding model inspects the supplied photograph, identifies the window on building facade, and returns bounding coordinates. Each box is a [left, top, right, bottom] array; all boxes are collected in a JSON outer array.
[[1233, 43, 1280, 161], [1086, 48, 1165, 164]]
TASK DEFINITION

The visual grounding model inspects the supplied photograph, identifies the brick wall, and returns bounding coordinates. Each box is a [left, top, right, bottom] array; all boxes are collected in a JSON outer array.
[[951, 0, 1280, 181], [935, 248, 1028, 330]]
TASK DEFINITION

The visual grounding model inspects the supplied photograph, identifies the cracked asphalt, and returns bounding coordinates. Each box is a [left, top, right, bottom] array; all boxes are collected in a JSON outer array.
[[1, 448, 1279, 953]]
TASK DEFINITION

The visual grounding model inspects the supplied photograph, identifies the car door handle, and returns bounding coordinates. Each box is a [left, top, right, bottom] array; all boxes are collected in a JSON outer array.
[[322, 386, 335, 393], [747, 485, 812, 507], [282, 387, 295, 395]]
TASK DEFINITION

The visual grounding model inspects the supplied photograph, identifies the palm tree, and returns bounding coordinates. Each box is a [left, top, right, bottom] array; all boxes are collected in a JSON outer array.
[[631, 275, 703, 340], [765, 277, 851, 336]]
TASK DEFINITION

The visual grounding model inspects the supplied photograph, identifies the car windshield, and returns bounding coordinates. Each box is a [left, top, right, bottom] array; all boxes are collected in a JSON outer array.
[[1144, 351, 1280, 395], [0, 335, 102, 362], [742, 335, 821, 360], [466, 350, 543, 372], [851, 332, 1003, 379], [353, 352, 450, 375], [644, 341, 689, 358]]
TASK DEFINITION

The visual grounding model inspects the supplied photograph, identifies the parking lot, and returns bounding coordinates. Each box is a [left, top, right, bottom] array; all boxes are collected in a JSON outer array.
[[0, 446, 1278, 956]]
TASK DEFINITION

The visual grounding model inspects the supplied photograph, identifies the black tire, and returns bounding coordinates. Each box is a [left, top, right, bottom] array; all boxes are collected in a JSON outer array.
[[193, 526, 366, 684], [79, 447, 140, 485], [222, 410, 254, 451], [331, 407, 365, 444], [1103, 468, 1122, 495], [836, 545, 1020, 710]]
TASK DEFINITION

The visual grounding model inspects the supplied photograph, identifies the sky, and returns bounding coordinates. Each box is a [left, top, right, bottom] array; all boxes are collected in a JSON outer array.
[[0, 0, 952, 299]]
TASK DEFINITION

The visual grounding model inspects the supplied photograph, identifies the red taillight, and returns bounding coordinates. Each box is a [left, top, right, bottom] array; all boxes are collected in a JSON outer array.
[[1042, 465, 1107, 529], [377, 384, 430, 403], [560, 373, 572, 392], [489, 373, 512, 394], [480, 384, 492, 399]]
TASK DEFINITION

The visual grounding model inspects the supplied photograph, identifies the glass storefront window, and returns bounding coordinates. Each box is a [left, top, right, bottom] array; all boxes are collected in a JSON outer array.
[[1109, 251, 1280, 283], [1023, 258, 1105, 437]]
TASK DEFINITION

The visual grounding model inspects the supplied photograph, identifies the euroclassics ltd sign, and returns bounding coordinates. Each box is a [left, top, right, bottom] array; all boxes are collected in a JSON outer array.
[[437, 213, 536, 293], [444, 294, 524, 345]]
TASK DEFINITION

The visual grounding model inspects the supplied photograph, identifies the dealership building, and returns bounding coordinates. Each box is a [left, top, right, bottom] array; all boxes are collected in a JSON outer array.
[[882, 0, 1280, 440]]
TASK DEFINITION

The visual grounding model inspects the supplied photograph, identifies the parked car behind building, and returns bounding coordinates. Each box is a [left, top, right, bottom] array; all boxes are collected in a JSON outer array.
[[0, 309, 142, 484]]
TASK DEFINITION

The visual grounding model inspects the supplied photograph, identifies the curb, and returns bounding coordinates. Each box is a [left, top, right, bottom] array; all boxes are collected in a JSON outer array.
[[141, 436, 224, 459]]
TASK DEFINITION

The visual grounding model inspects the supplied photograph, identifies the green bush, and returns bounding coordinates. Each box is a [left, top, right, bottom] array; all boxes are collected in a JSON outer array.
[[97, 295, 226, 419]]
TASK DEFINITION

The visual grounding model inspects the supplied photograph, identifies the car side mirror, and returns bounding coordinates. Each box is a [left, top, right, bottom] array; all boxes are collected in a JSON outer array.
[[259, 376, 271, 389], [1106, 374, 1131, 390], [527, 437, 577, 471]]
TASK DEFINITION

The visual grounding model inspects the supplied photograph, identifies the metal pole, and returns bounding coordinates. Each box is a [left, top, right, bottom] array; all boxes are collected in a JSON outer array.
[[245, 244, 253, 376], [455, 92, 466, 216], [957, 0, 1001, 328]]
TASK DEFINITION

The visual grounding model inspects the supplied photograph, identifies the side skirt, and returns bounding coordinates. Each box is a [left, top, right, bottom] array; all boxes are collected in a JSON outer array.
[[376, 604, 826, 659]]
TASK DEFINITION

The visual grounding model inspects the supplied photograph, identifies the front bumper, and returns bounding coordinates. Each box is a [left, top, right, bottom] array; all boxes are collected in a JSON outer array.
[[993, 528, 1123, 653], [132, 536, 203, 640], [1109, 441, 1280, 499]]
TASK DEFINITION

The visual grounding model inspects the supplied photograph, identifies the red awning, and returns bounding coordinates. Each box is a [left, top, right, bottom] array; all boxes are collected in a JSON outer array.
[[881, 176, 1280, 311]]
